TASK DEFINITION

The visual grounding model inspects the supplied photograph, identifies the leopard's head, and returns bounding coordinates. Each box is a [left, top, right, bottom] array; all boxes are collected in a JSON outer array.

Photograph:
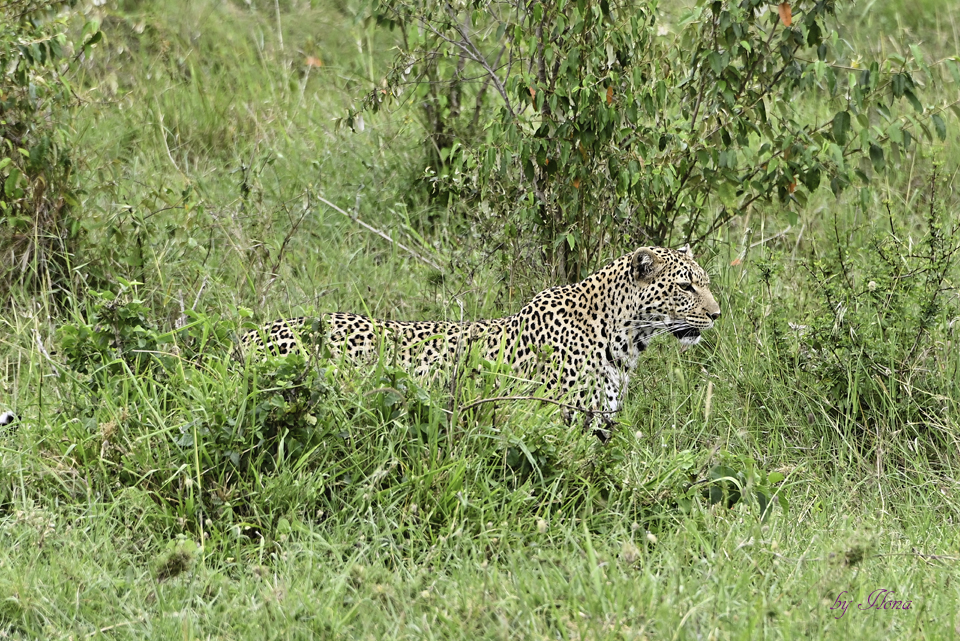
[[617, 245, 720, 348]]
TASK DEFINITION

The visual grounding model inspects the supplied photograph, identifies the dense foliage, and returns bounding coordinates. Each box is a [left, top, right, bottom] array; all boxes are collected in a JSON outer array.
[[0, 1, 101, 296], [359, 0, 954, 280]]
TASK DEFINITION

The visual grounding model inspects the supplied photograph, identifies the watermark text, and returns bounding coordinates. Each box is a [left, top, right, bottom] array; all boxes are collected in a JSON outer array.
[[830, 590, 913, 619]]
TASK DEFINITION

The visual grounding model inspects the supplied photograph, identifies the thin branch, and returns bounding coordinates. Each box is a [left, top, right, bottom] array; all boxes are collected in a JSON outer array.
[[470, 46, 506, 131], [315, 194, 443, 271], [268, 196, 310, 279], [733, 12, 781, 104], [155, 105, 184, 177], [34, 328, 60, 376], [534, 1, 550, 115], [749, 225, 793, 248], [421, 4, 515, 117]]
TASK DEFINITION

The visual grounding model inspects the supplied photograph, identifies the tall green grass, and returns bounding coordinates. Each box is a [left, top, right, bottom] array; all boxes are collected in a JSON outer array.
[[1, 0, 959, 638]]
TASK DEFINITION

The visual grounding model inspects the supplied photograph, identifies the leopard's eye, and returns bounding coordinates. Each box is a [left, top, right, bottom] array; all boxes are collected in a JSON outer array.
[[678, 282, 696, 293]]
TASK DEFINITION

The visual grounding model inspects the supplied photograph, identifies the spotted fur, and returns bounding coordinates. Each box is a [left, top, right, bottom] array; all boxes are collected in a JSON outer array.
[[241, 246, 720, 416]]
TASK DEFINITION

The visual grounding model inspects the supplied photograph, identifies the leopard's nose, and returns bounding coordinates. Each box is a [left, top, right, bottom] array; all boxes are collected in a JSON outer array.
[[709, 310, 721, 321]]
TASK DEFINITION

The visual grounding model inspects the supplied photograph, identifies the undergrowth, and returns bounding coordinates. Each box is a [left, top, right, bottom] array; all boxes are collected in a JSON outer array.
[[38, 281, 786, 548], [1, 0, 959, 638]]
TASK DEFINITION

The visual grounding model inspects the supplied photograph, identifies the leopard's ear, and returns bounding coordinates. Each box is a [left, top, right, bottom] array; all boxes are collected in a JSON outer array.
[[678, 244, 694, 259], [632, 248, 663, 282]]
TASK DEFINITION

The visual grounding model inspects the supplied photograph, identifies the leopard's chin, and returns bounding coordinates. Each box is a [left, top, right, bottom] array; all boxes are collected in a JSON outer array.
[[671, 327, 702, 346]]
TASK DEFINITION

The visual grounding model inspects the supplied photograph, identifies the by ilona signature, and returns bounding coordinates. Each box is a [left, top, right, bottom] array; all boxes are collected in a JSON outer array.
[[830, 590, 914, 619]]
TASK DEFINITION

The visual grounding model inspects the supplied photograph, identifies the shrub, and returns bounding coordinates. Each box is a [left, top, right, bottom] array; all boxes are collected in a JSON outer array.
[[792, 164, 958, 465], [354, 0, 951, 280], [0, 1, 101, 298], [50, 291, 787, 542]]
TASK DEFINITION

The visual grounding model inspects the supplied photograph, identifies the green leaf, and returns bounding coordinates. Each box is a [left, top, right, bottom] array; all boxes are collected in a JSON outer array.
[[904, 89, 923, 113], [832, 111, 850, 145], [4, 167, 23, 198], [708, 51, 724, 75], [778, 492, 789, 512], [945, 58, 960, 84], [704, 465, 743, 508], [886, 122, 902, 145], [908, 44, 926, 67], [81, 19, 100, 41], [755, 490, 771, 522], [869, 144, 884, 172], [717, 180, 736, 206], [801, 166, 821, 191], [827, 142, 844, 168], [932, 114, 946, 141], [830, 175, 843, 196]]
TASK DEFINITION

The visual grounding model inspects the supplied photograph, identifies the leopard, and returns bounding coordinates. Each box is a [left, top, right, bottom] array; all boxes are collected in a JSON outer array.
[[240, 245, 720, 434]]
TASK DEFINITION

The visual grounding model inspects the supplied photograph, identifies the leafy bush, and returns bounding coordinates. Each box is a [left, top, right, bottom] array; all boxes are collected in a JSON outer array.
[[55, 293, 332, 527], [355, 0, 952, 280], [50, 291, 789, 543], [0, 1, 101, 298], [57, 280, 234, 381], [792, 165, 958, 462]]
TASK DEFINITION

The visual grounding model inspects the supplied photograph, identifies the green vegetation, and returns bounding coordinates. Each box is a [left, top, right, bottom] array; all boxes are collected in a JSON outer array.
[[1, 0, 959, 638], [366, 0, 948, 281]]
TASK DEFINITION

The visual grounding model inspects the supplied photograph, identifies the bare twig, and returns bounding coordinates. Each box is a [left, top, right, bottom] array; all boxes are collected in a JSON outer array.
[[192, 275, 208, 311], [86, 618, 146, 637], [155, 105, 184, 176], [268, 198, 310, 278], [749, 226, 792, 249], [411, 5, 514, 117], [471, 46, 506, 131], [34, 328, 60, 376], [315, 194, 443, 271]]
